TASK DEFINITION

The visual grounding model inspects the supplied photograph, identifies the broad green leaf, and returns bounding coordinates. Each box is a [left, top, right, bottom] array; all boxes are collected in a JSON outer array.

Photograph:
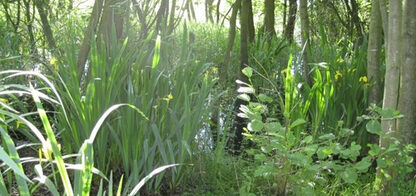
[[258, 94, 273, 103], [290, 119, 307, 129], [341, 168, 357, 184], [318, 133, 335, 141], [248, 120, 264, 132], [302, 136, 313, 144], [354, 157, 372, 172], [366, 120, 381, 135], [376, 158, 387, 168], [242, 67, 253, 78]]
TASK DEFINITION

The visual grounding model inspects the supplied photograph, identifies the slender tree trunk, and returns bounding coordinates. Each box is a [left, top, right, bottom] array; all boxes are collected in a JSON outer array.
[[284, 0, 297, 42], [398, 0, 416, 146], [222, 0, 241, 81], [247, 0, 255, 42], [167, 0, 177, 34], [216, 0, 221, 23], [379, 0, 388, 43], [367, 0, 382, 145], [155, 0, 169, 33], [35, 0, 57, 51], [23, 0, 36, 55], [379, 0, 402, 192], [350, 0, 363, 44], [233, 0, 250, 154], [77, 0, 104, 80], [367, 0, 383, 106], [283, 0, 287, 29], [187, 0, 196, 21], [264, 0, 275, 36], [299, 0, 312, 86]]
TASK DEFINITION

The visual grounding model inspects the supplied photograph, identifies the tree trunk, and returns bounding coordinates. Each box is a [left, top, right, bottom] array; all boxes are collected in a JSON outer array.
[[77, 0, 104, 81], [379, 0, 402, 193], [398, 0, 416, 146], [367, 0, 383, 106], [35, 0, 57, 51], [216, 0, 221, 23], [247, 0, 255, 42], [167, 0, 177, 34], [23, 0, 37, 55], [222, 0, 241, 81], [299, 0, 312, 86], [350, 0, 363, 44], [264, 0, 275, 36], [367, 0, 383, 144], [284, 0, 297, 42], [379, 0, 388, 43], [233, 0, 250, 154]]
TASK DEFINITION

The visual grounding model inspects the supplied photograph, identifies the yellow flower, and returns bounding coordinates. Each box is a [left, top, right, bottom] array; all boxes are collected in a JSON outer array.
[[163, 93, 173, 102], [0, 98, 8, 103], [50, 57, 58, 71], [359, 76, 368, 83], [167, 93, 173, 100], [211, 67, 218, 74], [335, 71, 343, 80], [16, 120, 24, 128]]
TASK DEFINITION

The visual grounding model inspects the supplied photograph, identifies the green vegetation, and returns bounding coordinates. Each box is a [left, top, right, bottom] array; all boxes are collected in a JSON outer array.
[[1, 0, 415, 195]]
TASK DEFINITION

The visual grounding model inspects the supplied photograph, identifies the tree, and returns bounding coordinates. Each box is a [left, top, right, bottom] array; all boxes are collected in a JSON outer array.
[[367, 0, 382, 107], [397, 0, 416, 147], [284, 0, 297, 41], [233, 0, 250, 154], [366, 0, 383, 144], [263, 0, 275, 36], [299, 0, 312, 86], [379, 0, 416, 193]]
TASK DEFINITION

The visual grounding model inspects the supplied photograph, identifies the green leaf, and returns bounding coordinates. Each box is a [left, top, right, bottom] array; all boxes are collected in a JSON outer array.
[[290, 119, 307, 129], [248, 120, 264, 132], [376, 158, 387, 168], [341, 168, 357, 184], [152, 35, 161, 69], [242, 67, 253, 78], [366, 120, 381, 135], [318, 133, 335, 141], [258, 94, 273, 103], [302, 136, 313, 144], [354, 157, 372, 173], [0, 147, 30, 182]]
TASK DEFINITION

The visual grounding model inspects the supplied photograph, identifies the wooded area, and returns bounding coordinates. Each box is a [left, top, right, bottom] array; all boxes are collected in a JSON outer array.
[[0, 0, 415, 195]]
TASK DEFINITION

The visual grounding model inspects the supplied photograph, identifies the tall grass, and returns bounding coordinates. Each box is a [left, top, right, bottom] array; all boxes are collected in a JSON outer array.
[[0, 70, 179, 195], [52, 23, 216, 192]]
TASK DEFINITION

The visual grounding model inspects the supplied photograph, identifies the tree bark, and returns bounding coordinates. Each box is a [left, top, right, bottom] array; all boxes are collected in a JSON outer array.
[[216, 0, 221, 23], [247, 0, 255, 42], [233, 0, 250, 154], [367, 0, 383, 145], [77, 0, 104, 80], [264, 0, 275, 36], [299, 0, 312, 86], [379, 0, 388, 43], [367, 0, 383, 106], [167, 0, 177, 34], [379, 0, 402, 192], [284, 0, 297, 42], [35, 0, 57, 51], [222, 0, 241, 81], [398, 0, 416, 146]]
